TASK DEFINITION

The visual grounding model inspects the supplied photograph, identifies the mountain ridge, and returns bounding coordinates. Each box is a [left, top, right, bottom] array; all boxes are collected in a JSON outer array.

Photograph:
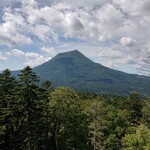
[[12, 50, 150, 96]]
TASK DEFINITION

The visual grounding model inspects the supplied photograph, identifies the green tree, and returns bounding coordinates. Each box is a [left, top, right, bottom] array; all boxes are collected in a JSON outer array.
[[88, 99, 105, 150], [87, 96, 131, 150], [102, 107, 130, 150], [41, 80, 52, 90], [124, 92, 143, 127], [18, 66, 44, 149], [39, 80, 53, 149], [0, 69, 20, 149], [142, 98, 150, 128], [122, 124, 150, 150], [48, 87, 89, 149]]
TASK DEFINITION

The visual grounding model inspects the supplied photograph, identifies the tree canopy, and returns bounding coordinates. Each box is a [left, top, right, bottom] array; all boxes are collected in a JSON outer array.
[[0, 66, 150, 149]]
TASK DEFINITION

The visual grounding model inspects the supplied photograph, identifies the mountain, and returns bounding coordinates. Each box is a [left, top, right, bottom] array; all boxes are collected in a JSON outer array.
[[12, 50, 150, 96]]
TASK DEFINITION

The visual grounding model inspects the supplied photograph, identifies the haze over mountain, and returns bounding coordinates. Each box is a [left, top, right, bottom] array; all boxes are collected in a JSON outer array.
[[12, 50, 150, 96]]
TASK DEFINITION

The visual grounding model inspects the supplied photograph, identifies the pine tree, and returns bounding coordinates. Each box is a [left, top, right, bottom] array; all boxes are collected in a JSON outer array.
[[39, 80, 52, 149], [0, 69, 20, 149], [18, 66, 43, 149]]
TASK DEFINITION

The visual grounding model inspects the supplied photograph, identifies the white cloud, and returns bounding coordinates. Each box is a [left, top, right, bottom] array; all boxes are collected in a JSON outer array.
[[3, 11, 25, 26], [22, 0, 38, 7], [11, 49, 39, 58], [41, 46, 56, 56], [0, 1, 124, 46], [113, 0, 150, 16], [31, 24, 58, 42], [0, 24, 31, 47], [0, 53, 7, 61], [10, 48, 49, 68], [98, 4, 123, 29], [57, 0, 106, 8], [0, 0, 149, 73], [24, 55, 50, 67], [25, 52, 39, 58], [11, 49, 25, 57], [0, 8, 32, 46], [120, 37, 135, 47], [98, 48, 123, 59]]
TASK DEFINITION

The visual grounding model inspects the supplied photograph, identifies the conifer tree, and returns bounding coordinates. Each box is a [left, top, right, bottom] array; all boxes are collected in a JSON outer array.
[[0, 69, 20, 149], [18, 66, 43, 149]]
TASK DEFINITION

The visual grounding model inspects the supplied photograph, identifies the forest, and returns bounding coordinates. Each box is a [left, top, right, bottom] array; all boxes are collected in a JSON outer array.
[[0, 66, 150, 150]]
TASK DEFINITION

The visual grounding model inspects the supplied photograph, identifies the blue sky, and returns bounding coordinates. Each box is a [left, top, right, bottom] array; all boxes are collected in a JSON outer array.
[[0, 0, 150, 74]]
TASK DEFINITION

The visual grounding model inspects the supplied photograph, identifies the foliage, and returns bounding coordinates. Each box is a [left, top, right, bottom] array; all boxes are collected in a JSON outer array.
[[48, 87, 89, 149], [0, 69, 20, 149], [0, 66, 150, 149], [122, 124, 150, 150]]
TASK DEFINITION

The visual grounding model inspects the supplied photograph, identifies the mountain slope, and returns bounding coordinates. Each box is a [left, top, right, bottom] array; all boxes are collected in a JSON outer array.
[[13, 50, 150, 95]]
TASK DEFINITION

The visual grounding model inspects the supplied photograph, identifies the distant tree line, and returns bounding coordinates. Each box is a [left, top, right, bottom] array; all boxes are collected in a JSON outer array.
[[0, 66, 150, 150]]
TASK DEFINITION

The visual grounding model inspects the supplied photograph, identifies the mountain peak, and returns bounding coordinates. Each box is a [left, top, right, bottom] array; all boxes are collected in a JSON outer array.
[[55, 50, 83, 57], [69, 50, 82, 54], [12, 49, 150, 95], [51, 49, 91, 63], [69, 49, 80, 53]]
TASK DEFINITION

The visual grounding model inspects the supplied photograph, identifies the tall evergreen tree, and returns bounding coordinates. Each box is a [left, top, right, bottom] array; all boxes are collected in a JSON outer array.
[[39, 80, 53, 149], [18, 66, 43, 149], [0, 69, 20, 149]]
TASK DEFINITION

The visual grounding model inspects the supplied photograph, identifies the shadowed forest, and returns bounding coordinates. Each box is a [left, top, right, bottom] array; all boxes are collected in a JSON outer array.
[[0, 66, 150, 150]]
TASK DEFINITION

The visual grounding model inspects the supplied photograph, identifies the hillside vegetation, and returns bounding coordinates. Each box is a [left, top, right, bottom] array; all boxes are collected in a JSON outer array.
[[12, 50, 150, 96]]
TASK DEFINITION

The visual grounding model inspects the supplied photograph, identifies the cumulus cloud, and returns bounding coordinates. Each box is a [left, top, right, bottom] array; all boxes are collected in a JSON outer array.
[[0, 0, 123, 46], [0, 22, 32, 47], [0, 9, 32, 47], [0, 0, 149, 73], [31, 25, 58, 42]]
